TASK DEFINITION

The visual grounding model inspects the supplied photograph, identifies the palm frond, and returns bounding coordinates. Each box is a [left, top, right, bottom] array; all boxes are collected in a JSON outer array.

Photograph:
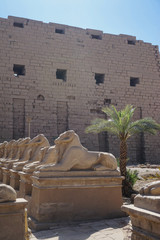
[[103, 105, 135, 136], [86, 105, 160, 141], [120, 105, 136, 136], [102, 105, 120, 121], [85, 104, 160, 195], [129, 118, 160, 135], [102, 105, 123, 133], [85, 118, 120, 136]]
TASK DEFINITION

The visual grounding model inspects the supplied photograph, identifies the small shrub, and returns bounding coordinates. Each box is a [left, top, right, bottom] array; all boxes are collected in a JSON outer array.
[[126, 169, 139, 187], [116, 158, 120, 167]]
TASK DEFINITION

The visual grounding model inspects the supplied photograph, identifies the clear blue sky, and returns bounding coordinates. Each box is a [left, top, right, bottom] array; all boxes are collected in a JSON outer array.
[[1, 0, 160, 47]]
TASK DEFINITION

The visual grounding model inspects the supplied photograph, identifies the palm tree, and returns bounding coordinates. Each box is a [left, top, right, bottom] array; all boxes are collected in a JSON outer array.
[[85, 105, 160, 195]]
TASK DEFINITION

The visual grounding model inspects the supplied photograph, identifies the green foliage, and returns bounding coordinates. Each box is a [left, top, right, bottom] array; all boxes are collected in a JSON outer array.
[[126, 169, 139, 187], [116, 158, 120, 167], [85, 104, 160, 140], [85, 104, 160, 196]]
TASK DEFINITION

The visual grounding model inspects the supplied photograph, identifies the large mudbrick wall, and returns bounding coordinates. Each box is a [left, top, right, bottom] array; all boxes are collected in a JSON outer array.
[[0, 16, 160, 164]]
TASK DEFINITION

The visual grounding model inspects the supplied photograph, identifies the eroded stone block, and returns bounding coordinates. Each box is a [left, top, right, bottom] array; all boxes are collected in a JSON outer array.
[[0, 198, 28, 240]]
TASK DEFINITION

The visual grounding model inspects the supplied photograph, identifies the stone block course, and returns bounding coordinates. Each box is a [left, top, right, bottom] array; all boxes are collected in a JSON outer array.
[[0, 16, 160, 164]]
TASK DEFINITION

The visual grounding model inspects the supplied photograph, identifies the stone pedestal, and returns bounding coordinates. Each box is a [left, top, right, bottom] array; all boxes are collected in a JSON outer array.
[[19, 172, 33, 198], [0, 198, 28, 240], [122, 195, 160, 240], [10, 169, 20, 190], [0, 167, 3, 182], [134, 194, 160, 214], [29, 170, 124, 230], [2, 167, 10, 185]]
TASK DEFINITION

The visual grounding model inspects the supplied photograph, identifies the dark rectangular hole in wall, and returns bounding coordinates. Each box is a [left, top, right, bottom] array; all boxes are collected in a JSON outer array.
[[104, 99, 111, 105], [13, 22, 24, 28], [130, 77, 139, 87], [128, 40, 135, 45], [56, 69, 67, 81], [90, 109, 102, 114], [13, 64, 25, 76], [95, 73, 104, 85], [55, 28, 65, 34], [91, 34, 102, 40]]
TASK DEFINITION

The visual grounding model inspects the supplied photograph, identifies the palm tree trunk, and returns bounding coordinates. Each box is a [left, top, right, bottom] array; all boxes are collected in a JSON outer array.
[[120, 139, 134, 196], [119, 139, 127, 177]]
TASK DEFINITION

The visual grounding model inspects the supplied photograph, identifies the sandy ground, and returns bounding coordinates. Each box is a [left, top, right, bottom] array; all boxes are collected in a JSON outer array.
[[128, 165, 160, 191]]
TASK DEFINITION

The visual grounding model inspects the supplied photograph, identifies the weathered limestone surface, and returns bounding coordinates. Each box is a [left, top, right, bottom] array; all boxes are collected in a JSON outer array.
[[22, 145, 54, 173], [0, 131, 123, 231], [0, 168, 2, 182], [12, 134, 49, 171], [139, 180, 160, 196], [134, 194, 160, 214], [36, 130, 117, 172], [3, 137, 31, 169], [10, 169, 21, 190], [0, 16, 160, 164], [122, 181, 160, 240], [19, 171, 33, 198], [2, 167, 11, 185], [0, 138, 29, 185], [29, 170, 124, 230], [0, 141, 8, 158], [122, 204, 160, 240], [0, 183, 17, 202], [0, 198, 28, 240], [0, 140, 15, 166]]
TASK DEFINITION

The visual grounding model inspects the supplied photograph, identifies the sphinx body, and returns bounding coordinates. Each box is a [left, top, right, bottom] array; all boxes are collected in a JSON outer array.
[[12, 134, 50, 171], [37, 130, 117, 172], [1, 139, 19, 168], [3, 138, 31, 169], [140, 181, 160, 196], [0, 184, 17, 202], [0, 141, 8, 159], [23, 145, 58, 173], [0, 140, 16, 166]]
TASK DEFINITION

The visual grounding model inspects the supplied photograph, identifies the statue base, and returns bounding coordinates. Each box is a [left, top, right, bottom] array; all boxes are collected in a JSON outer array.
[[10, 169, 20, 191], [0, 167, 3, 182], [122, 197, 160, 240], [134, 194, 160, 214], [19, 172, 32, 198], [0, 198, 28, 240], [29, 170, 124, 230], [2, 167, 10, 185]]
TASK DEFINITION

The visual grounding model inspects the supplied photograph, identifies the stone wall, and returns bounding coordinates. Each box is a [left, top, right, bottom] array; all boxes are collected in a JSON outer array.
[[0, 15, 160, 164]]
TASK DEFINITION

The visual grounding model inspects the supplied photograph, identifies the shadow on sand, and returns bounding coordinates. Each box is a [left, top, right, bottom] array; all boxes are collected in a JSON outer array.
[[32, 217, 131, 240]]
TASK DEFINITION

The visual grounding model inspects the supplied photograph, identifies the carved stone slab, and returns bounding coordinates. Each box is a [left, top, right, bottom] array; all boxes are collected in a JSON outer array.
[[134, 194, 160, 214], [122, 204, 160, 240], [29, 171, 124, 230], [0, 198, 28, 240]]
